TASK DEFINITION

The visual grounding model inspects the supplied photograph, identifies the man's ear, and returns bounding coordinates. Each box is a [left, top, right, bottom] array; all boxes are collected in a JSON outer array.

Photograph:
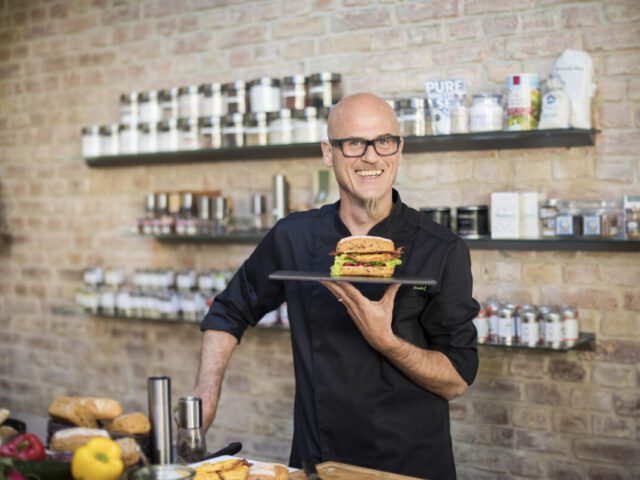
[[321, 140, 333, 167]]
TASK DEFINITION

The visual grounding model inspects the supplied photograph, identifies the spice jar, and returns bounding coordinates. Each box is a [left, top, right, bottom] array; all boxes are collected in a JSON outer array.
[[119, 92, 138, 125], [198, 116, 222, 149], [245, 112, 270, 146], [456, 205, 489, 238], [137, 122, 157, 153], [198, 82, 224, 117], [158, 119, 179, 152], [118, 123, 137, 154], [469, 94, 504, 132], [450, 97, 469, 134], [159, 87, 179, 121], [138, 90, 161, 123], [176, 396, 207, 464], [293, 106, 328, 143], [308, 72, 342, 108], [99, 124, 119, 156], [398, 98, 430, 137], [282, 75, 308, 110], [419, 207, 451, 229], [269, 109, 300, 145], [248, 77, 281, 113], [222, 80, 247, 115], [539, 199, 558, 238], [221, 112, 245, 148], [178, 85, 199, 118], [178, 117, 199, 150], [81, 125, 101, 157]]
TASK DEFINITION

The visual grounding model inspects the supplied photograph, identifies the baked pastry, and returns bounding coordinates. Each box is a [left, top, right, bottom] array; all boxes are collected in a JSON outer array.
[[49, 427, 110, 453], [48, 396, 97, 428], [78, 397, 122, 420], [0, 408, 9, 425], [104, 412, 151, 435], [194, 458, 252, 480], [247, 462, 289, 480], [116, 437, 141, 467]]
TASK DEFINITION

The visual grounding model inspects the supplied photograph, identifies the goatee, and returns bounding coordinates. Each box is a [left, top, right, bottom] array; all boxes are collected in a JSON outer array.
[[364, 197, 382, 220]]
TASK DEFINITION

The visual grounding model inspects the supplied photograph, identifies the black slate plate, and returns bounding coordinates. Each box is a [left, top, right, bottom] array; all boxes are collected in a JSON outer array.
[[269, 271, 437, 286]]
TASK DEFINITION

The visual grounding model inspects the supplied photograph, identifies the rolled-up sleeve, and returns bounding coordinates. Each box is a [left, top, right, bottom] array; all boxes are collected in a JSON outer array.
[[422, 238, 479, 385], [200, 227, 286, 341]]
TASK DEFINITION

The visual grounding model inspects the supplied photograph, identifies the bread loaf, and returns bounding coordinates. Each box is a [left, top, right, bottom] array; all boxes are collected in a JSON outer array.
[[48, 396, 97, 428], [247, 462, 289, 480], [49, 427, 110, 453], [116, 437, 141, 467], [104, 412, 151, 435], [78, 397, 122, 420]]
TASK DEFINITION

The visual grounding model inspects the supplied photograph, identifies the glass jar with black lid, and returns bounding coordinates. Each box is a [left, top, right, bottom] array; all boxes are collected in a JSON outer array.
[[221, 80, 248, 115], [157, 119, 179, 152], [420, 207, 451, 229], [282, 75, 308, 110], [456, 205, 489, 238], [398, 97, 431, 137], [138, 90, 160, 123], [221, 112, 245, 147], [198, 82, 224, 117], [177, 117, 198, 150], [198, 116, 222, 149], [244, 112, 270, 146], [293, 106, 329, 143], [120, 92, 138, 125], [248, 77, 281, 113], [308, 72, 343, 108], [159, 87, 179, 121], [178, 85, 199, 118]]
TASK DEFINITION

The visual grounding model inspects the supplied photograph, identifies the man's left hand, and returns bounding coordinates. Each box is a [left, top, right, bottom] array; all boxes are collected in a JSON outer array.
[[320, 281, 401, 351]]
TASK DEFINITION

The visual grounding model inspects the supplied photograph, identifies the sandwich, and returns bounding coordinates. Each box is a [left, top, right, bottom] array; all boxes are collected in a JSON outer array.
[[330, 235, 403, 278]]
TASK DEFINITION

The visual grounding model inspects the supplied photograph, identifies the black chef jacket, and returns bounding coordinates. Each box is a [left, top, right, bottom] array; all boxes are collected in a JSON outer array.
[[201, 190, 479, 480]]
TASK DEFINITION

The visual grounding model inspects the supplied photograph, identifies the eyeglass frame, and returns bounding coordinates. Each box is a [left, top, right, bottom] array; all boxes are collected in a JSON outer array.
[[328, 135, 402, 158]]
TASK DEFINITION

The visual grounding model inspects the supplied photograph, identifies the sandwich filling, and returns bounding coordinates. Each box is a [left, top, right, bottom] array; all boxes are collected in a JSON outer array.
[[330, 235, 403, 277]]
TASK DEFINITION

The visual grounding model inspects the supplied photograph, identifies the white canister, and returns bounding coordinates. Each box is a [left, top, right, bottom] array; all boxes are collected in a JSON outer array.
[[248, 77, 281, 113], [469, 94, 504, 132], [506, 73, 541, 131], [81, 125, 101, 157]]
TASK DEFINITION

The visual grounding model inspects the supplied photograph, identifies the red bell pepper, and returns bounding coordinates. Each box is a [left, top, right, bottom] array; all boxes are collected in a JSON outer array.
[[0, 434, 46, 461]]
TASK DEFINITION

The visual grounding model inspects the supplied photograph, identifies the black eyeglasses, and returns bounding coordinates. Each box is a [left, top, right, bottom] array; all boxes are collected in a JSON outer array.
[[329, 135, 401, 157]]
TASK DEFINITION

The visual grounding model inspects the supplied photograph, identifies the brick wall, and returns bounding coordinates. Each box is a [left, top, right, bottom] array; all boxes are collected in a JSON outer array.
[[0, 0, 638, 478]]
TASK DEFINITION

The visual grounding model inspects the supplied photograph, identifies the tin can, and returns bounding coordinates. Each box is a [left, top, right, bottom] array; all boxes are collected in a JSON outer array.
[[545, 311, 563, 349], [561, 306, 579, 347], [473, 308, 489, 344], [520, 310, 540, 347], [498, 307, 515, 345], [506, 73, 541, 131], [537, 305, 552, 344]]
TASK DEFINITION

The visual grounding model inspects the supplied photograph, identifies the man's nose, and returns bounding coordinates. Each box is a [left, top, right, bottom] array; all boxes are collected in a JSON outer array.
[[361, 143, 378, 162]]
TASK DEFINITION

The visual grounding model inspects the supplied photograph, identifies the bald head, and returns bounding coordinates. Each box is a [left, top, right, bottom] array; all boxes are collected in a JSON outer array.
[[327, 93, 400, 139]]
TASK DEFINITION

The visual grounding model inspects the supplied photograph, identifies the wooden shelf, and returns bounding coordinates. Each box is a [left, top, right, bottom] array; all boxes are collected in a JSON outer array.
[[144, 233, 640, 252], [479, 332, 595, 352], [85, 129, 598, 167]]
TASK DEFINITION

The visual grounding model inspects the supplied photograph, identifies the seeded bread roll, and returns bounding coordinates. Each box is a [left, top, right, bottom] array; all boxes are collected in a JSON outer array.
[[78, 397, 122, 420], [116, 437, 141, 467], [48, 396, 97, 428], [247, 462, 289, 480], [104, 412, 151, 435], [49, 427, 110, 453]]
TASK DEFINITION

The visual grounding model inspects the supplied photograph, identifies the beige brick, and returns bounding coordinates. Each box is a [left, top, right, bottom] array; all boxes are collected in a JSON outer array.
[[446, 19, 478, 40], [101, 5, 140, 26], [598, 102, 633, 128], [522, 263, 561, 283], [273, 15, 325, 39], [465, 0, 535, 15], [371, 28, 408, 50], [552, 410, 589, 434], [520, 11, 558, 31], [623, 290, 640, 311], [598, 78, 628, 101], [319, 32, 370, 54], [220, 25, 269, 47], [482, 15, 518, 37], [331, 7, 391, 32], [143, 0, 190, 18], [560, 5, 603, 28], [396, 1, 458, 22], [592, 414, 634, 439], [604, 0, 640, 23], [605, 51, 640, 75], [432, 39, 482, 64], [506, 31, 582, 60], [593, 363, 635, 388], [541, 286, 618, 310], [585, 24, 640, 51], [598, 130, 640, 154], [281, 38, 315, 60]]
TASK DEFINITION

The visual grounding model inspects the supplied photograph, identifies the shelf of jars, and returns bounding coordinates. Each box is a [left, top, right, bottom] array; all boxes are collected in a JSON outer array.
[[84, 128, 598, 168], [141, 231, 640, 252], [479, 332, 595, 352]]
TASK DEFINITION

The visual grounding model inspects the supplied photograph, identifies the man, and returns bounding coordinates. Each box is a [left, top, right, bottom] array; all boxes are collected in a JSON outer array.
[[194, 93, 479, 479]]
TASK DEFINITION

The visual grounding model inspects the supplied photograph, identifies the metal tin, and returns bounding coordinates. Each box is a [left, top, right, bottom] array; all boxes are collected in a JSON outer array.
[[198, 116, 222, 149], [222, 80, 248, 115], [398, 97, 430, 137], [521, 310, 540, 347], [244, 111, 270, 146], [221, 112, 245, 147], [486, 300, 500, 343], [498, 306, 514, 345], [420, 207, 451, 229], [198, 82, 223, 117], [308, 72, 343, 108], [456, 205, 489, 238], [178, 85, 199, 118], [282, 75, 308, 110], [473, 308, 488, 343], [545, 311, 563, 349], [561, 306, 579, 346]]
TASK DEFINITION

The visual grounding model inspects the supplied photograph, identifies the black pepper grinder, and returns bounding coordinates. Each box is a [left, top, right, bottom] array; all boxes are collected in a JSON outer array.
[[176, 396, 207, 464]]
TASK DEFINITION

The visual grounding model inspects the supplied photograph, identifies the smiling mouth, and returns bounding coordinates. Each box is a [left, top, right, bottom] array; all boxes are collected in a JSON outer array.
[[356, 169, 383, 177]]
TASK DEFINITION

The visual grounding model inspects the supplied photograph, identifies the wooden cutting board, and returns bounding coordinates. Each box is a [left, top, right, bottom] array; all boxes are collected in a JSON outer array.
[[289, 461, 423, 479]]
